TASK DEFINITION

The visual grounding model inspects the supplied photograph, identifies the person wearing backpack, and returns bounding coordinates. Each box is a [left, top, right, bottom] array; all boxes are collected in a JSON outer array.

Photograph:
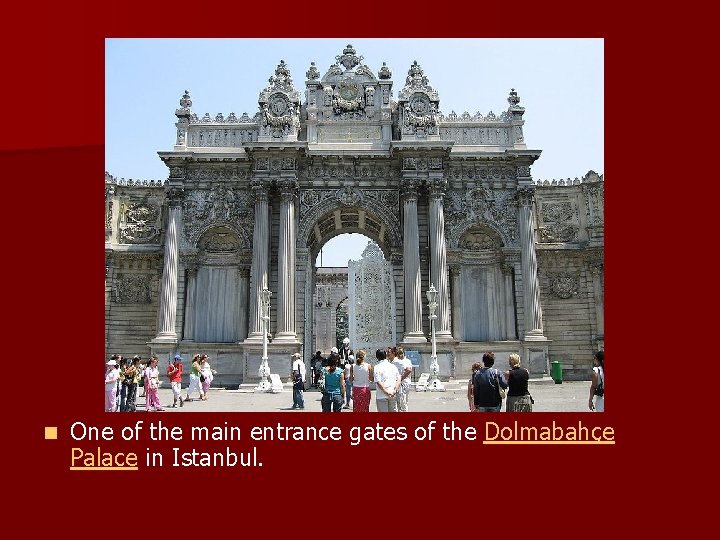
[[589, 350, 604, 412]]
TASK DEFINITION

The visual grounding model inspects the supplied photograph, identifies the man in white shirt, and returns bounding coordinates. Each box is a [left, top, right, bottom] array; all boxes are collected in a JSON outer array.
[[291, 352, 306, 409], [104, 359, 120, 412], [392, 346, 413, 412], [373, 348, 400, 412]]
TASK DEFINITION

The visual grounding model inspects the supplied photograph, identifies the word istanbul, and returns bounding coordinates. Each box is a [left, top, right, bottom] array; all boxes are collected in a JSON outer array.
[[171, 446, 260, 467]]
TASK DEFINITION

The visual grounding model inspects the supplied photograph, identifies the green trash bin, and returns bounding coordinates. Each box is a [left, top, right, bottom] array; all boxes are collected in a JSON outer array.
[[551, 361, 563, 384]]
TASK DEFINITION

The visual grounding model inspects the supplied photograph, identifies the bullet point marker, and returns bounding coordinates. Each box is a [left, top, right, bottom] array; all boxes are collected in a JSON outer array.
[[45, 427, 58, 439]]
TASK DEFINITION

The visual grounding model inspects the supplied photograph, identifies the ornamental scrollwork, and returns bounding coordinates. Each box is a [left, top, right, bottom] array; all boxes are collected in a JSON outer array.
[[337, 187, 362, 206], [115, 274, 152, 304], [539, 224, 579, 243], [119, 203, 161, 244], [333, 79, 365, 114], [550, 273, 580, 299]]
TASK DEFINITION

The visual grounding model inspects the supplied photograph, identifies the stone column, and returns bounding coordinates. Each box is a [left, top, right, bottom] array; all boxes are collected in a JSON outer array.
[[182, 262, 197, 341], [590, 262, 604, 339], [238, 267, 250, 342], [503, 263, 517, 340], [517, 186, 544, 340], [246, 181, 270, 342], [153, 187, 183, 343], [428, 178, 453, 341], [402, 180, 425, 343], [450, 264, 463, 341], [275, 179, 298, 342]]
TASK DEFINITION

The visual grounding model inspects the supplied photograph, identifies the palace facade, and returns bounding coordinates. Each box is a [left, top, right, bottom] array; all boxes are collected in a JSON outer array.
[[105, 44, 603, 385]]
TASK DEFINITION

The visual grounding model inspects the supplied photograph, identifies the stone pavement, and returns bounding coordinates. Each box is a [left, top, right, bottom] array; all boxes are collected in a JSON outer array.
[[134, 378, 591, 413]]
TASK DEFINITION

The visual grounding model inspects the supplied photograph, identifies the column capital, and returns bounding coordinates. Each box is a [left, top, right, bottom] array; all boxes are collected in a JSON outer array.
[[278, 179, 299, 202], [517, 186, 536, 207], [166, 186, 185, 207], [402, 179, 421, 201], [251, 180, 270, 202], [427, 177, 448, 199]]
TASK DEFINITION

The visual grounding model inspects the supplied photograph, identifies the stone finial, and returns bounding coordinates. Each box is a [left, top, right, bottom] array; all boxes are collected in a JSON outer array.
[[179, 90, 192, 110], [336, 44, 363, 71], [507, 88, 521, 108], [306, 61, 320, 80], [276, 60, 291, 78], [406, 60, 429, 88], [378, 62, 392, 80]]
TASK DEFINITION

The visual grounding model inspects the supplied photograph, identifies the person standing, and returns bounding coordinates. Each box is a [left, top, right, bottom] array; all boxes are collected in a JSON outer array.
[[350, 349, 373, 412], [504, 353, 533, 412], [392, 346, 413, 412], [290, 352, 306, 410], [467, 362, 482, 411], [185, 354, 205, 402], [144, 356, 164, 412], [320, 355, 345, 412], [589, 350, 604, 412], [342, 353, 353, 409], [118, 357, 130, 412], [105, 359, 119, 412], [123, 356, 141, 412], [339, 337, 351, 369], [472, 352, 508, 412], [310, 350, 324, 388], [166, 355, 184, 408], [373, 348, 400, 412], [200, 354, 216, 400], [139, 358, 148, 398]]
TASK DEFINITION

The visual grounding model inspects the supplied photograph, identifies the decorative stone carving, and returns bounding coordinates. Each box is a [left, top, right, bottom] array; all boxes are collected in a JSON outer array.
[[182, 186, 252, 246], [306, 61, 320, 80], [538, 200, 579, 243], [539, 224, 578, 243], [549, 273, 580, 299], [378, 62, 392, 80], [446, 187, 519, 248], [337, 187, 362, 206], [398, 61, 439, 138], [119, 203, 160, 244], [258, 60, 301, 141], [200, 229, 241, 254], [460, 229, 502, 251], [115, 274, 152, 303]]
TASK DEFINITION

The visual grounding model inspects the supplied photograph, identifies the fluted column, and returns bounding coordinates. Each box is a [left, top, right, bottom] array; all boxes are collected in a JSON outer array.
[[246, 181, 270, 342], [450, 264, 463, 341], [590, 262, 604, 339], [503, 263, 517, 340], [238, 267, 250, 342], [428, 178, 453, 341], [153, 187, 183, 343], [275, 179, 298, 342], [517, 186, 544, 340], [182, 263, 197, 341], [402, 180, 425, 343]]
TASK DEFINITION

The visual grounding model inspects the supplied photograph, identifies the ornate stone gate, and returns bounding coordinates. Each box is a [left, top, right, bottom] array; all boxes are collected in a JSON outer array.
[[105, 44, 604, 385]]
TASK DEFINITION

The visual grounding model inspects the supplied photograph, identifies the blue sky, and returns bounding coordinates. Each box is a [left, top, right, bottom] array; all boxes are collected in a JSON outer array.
[[106, 38, 603, 266]]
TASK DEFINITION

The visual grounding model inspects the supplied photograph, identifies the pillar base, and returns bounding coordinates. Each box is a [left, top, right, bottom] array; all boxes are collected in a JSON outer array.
[[272, 332, 300, 344], [244, 333, 264, 344], [401, 332, 427, 344], [255, 379, 273, 393], [434, 330, 455, 343], [523, 329, 547, 341], [427, 376, 446, 392], [150, 334, 178, 345]]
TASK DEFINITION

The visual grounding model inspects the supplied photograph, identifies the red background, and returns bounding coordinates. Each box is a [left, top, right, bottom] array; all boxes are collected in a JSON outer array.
[[2, 4, 686, 535]]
